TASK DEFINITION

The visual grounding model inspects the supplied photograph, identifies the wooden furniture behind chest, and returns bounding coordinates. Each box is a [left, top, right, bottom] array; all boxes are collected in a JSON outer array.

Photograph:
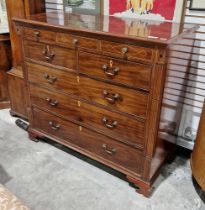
[[5, 0, 45, 119], [14, 12, 197, 197], [0, 34, 11, 109]]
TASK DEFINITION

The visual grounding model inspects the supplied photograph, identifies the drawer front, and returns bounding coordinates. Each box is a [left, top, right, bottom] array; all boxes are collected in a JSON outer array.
[[79, 77, 148, 119], [101, 40, 154, 63], [79, 102, 145, 148], [29, 85, 145, 148], [79, 52, 152, 90], [24, 40, 76, 69], [23, 27, 56, 43], [56, 33, 98, 50], [32, 108, 143, 175], [29, 85, 80, 121], [26, 62, 78, 95]]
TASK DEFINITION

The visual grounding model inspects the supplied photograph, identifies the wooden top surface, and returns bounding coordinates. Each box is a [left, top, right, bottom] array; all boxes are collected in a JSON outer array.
[[13, 11, 198, 45]]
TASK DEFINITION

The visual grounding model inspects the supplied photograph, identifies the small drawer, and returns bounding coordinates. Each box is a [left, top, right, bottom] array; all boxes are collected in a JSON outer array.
[[23, 27, 56, 43], [24, 40, 76, 69], [79, 52, 152, 90], [56, 33, 98, 50], [79, 77, 148, 119], [26, 62, 78, 95], [101, 40, 154, 63], [32, 108, 143, 176], [29, 85, 145, 148]]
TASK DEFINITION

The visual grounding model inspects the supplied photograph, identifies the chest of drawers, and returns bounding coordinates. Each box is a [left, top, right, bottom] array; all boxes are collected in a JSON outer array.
[[13, 12, 197, 197]]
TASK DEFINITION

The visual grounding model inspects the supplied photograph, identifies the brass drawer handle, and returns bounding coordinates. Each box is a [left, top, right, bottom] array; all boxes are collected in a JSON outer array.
[[102, 64, 119, 78], [72, 38, 78, 48], [102, 144, 116, 155], [34, 31, 40, 38], [46, 98, 59, 106], [102, 90, 122, 104], [44, 73, 57, 84], [121, 47, 128, 58], [42, 45, 55, 61], [102, 117, 118, 129], [49, 121, 61, 130]]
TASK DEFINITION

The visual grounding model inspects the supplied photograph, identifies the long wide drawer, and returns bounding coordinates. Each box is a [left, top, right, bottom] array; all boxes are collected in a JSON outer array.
[[26, 62, 78, 95], [23, 40, 76, 69], [29, 85, 146, 148], [79, 52, 152, 91], [79, 77, 148, 119], [32, 108, 143, 176]]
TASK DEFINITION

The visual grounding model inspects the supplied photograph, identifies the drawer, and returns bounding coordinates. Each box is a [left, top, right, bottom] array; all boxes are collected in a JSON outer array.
[[32, 108, 143, 176], [101, 40, 154, 63], [79, 52, 152, 90], [79, 77, 148, 119], [24, 40, 76, 69], [29, 85, 145, 148], [56, 33, 98, 50], [26, 62, 78, 95], [23, 27, 56, 43], [79, 102, 145, 148], [29, 85, 80, 121]]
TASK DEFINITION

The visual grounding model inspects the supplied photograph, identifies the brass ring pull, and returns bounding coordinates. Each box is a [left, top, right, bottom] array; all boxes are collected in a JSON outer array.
[[34, 31, 40, 38], [48, 121, 61, 131], [121, 47, 128, 58], [44, 73, 57, 84], [102, 64, 119, 78], [102, 90, 122, 104], [46, 98, 59, 106], [102, 117, 118, 129], [72, 38, 78, 48], [42, 45, 55, 61], [102, 144, 116, 155]]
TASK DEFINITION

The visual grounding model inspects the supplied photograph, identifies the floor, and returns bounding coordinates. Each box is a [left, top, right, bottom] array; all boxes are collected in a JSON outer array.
[[0, 109, 204, 210]]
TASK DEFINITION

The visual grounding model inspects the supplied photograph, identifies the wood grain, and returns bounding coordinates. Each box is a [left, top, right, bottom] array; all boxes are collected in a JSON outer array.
[[79, 51, 152, 91], [32, 107, 143, 176]]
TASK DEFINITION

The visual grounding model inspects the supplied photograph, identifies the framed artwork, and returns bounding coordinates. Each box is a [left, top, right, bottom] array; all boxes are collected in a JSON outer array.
[[63, 0, 102, 15], [190, 0, 205, 11], [104, 0, 185, 22], [0, 0, 9, 34]]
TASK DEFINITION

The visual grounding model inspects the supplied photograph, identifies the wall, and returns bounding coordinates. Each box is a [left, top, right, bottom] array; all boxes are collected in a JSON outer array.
[[45, 0, 205, 149], [176, 0, 205, 149]]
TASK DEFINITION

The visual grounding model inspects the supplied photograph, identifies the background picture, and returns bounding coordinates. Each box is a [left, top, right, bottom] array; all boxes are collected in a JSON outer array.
[[104, 0, 184, 22], [64, 0, 101, 14]]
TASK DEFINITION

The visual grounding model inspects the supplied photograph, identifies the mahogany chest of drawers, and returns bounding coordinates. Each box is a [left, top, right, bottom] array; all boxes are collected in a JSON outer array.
[[13, 12, 197, 197]]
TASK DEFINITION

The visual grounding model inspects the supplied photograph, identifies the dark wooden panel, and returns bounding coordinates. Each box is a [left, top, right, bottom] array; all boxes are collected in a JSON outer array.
[[23, 27, 56, 44], [101, 40, 155, 63], [79, 76, 149, 119], [7, 69, 27, 118], [24, 40, 76, 69], [26, 62, 78, 95], [56, 33, 98, 50], [32, 108, 143, 176], [0, 34, 11, 107], [79, 52, 152, 90]]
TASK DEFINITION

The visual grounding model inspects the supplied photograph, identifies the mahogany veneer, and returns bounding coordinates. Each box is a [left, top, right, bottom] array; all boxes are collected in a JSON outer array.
[[0, 34, 11, 109], [13, 12, 198, 197]]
